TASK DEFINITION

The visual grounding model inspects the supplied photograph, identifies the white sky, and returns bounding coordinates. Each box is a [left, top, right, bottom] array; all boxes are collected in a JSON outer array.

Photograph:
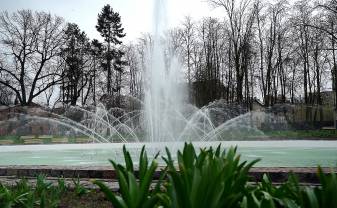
[[0, 0, 224, 42]]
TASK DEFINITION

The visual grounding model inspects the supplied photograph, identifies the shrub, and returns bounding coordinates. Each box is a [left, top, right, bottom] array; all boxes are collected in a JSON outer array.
[[93, 145, 167, 208], [162, 143, 259, 208]]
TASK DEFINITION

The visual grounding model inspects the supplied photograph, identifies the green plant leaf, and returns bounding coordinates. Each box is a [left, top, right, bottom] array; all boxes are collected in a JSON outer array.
[[93, 180, 127, 208]]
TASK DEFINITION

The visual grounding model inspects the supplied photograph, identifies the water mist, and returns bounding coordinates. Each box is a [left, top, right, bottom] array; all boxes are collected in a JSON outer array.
[[144, 0, 186, 142]]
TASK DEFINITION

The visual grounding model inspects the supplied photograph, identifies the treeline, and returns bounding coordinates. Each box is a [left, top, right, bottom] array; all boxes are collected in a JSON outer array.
[[1, 0, 337, 109], [0, 5, 125, 108], [125, 0, 337, 108]]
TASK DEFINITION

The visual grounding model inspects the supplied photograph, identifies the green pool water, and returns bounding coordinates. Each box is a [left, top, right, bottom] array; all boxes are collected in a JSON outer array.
[[0, 140, 336, 167]]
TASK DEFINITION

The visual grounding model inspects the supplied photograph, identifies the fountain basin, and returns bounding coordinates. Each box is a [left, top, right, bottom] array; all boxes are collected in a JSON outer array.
[[0, 140, 336, 167]]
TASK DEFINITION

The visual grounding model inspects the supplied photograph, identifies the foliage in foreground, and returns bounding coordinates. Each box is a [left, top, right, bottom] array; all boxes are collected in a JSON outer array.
[[93, 146, 167, 208], [162, 145, 259, 208], [0, 175, 89, 208], [0, 175, 64, 208], [95, 143, 337, 208]]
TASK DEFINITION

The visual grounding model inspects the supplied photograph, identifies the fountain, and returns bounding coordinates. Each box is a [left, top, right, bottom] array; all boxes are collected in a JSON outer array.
[[0, 0, 336, 168], [0, 0, 273, 144], [144, 0, 190, 143]]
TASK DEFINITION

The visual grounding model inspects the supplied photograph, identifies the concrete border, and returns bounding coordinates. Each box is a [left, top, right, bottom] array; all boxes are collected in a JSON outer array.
[[0, 166, 336, 184]]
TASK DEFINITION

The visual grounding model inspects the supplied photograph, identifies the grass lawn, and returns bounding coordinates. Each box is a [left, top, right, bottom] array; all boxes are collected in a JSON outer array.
[[264, 129, 337, 139], [0, 135, 92, 145], [0, 129, 336, 145]]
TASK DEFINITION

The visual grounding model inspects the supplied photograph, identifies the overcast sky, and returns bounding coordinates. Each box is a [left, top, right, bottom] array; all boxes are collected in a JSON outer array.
[[0, 0, 224, 42]]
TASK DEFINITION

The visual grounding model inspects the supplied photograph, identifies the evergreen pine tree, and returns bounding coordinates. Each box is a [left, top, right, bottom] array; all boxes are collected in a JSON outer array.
[[96, 4, 126, 97], [62, 23, 90, 105]]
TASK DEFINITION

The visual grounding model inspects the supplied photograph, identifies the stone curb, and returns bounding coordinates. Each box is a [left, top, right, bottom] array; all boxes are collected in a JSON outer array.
[[0, 166, 336, 184]]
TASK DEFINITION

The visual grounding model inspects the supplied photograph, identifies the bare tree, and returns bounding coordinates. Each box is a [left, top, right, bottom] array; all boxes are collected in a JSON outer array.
[[180, 16, 195, 85], [208, 0, 256, 102], [257, 0, 289, 106], [0, 10, 65, 106], [124, 43, 142, 98]]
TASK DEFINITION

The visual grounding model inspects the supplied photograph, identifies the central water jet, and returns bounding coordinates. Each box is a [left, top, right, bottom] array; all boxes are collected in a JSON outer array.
[[144, 0, 186, 142]]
